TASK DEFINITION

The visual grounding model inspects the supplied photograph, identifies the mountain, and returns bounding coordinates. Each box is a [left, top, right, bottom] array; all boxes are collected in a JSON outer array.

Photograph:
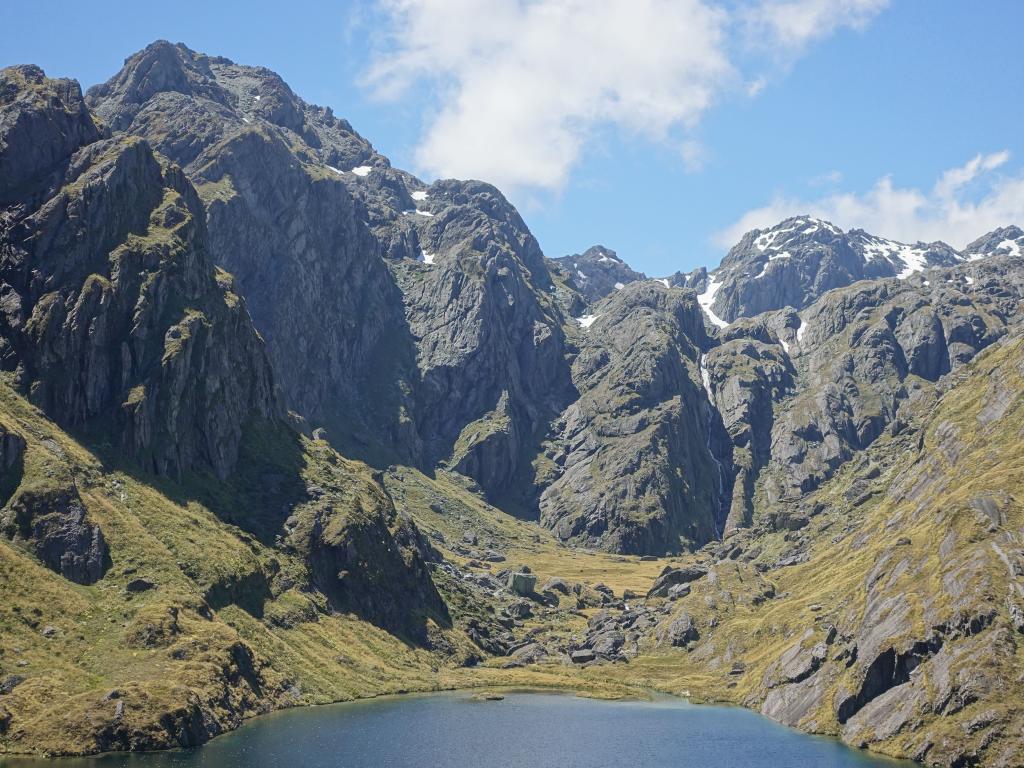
[[86, 41, 575, 511], [2, 42, 1023, 766]]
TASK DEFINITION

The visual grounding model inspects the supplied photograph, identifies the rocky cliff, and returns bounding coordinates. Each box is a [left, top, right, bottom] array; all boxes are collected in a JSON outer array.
[[1, 63, 278, 479]]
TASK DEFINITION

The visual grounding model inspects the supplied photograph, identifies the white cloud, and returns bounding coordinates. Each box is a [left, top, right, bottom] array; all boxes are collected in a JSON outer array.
[[715, 152, 1024, 248], [746, 0, 890, 51], [364, 0, 889, 192]]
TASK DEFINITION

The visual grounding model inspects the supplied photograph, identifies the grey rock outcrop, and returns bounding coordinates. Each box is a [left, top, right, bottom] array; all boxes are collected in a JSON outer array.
[[1, 484, 110, 585]]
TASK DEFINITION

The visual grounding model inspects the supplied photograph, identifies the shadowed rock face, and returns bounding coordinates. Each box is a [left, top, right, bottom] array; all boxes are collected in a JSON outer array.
[[0, 65, 101, 207], [86, 42, 575, 508], [537, 282, 727, 554], [1, 62, 453, 654], [86, 41, 419, 466], [1, 485, 110, 585], [281, 456, 450, 643]]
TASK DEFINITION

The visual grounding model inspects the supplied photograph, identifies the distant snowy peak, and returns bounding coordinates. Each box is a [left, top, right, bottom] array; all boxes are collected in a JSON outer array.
[[963, 225, 1024, 261], [700, 216, 979, 325], [751, 216, 843, 254]]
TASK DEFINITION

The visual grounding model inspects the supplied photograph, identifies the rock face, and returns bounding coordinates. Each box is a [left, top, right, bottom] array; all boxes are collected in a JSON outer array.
[[0, 63, 279, 479], [537, 282, 727, 553], [87, 42, 575, 513], [1, 484, 110, 585], [759, 258, 1024, 502], [0, 424, 25, 505], [394, 178, 574, 506]]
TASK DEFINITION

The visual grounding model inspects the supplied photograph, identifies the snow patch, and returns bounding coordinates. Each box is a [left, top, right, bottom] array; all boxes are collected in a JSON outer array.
[[241, 117, 251, 124], [754, 224, 799, 252], [576, 314, 599, 329], [326, 166, 343, 175], [415, 210, 434, 217], [965, 275, 975, 285], [351, 166, 372, 177], [858, 234, 929, 278], [411, 190, 428, 201], [657, 278, 670, 288], [697, 275, 729, 329], [997, 238, 1022, 258], [614, 282, 625, 290], [577, 270, 587, 280], [796, 319, 808, 343], [755, 251, 792, 279], [780, 337, 790, 355], [420, 252, 435, 265], [254, 94, 261, 101], [700, 354, 714, 402]]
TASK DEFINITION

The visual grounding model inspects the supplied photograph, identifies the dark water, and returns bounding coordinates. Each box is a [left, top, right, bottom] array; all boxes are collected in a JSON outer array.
[[1, 692, 913, 768]]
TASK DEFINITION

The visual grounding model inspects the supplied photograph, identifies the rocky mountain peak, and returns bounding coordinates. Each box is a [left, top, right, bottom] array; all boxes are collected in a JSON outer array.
[[551, 244, 647, 303], [86, 41, 225, 129]]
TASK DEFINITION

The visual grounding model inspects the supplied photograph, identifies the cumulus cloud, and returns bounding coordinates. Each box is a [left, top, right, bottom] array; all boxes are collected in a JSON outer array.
[[363, 0, 889, 192], [715, 152, 1024, 248]]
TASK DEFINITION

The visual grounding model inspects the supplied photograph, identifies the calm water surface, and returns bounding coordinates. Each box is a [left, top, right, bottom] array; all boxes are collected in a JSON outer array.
[[1, 692, 914, 768]]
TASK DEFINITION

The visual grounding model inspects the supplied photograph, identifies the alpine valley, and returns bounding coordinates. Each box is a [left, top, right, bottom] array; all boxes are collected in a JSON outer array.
[[1, 41, 1023, 766]]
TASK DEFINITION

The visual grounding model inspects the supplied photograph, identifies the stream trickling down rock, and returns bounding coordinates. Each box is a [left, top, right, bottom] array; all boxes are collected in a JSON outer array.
[[2, 692, 915, 768]]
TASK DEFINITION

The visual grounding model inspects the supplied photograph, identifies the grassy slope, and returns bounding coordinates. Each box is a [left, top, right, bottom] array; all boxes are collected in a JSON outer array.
[[0, 379, 639, 756]]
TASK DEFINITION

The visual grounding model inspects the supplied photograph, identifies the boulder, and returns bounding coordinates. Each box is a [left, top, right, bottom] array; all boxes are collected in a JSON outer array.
[[541, 577, 570, 594], [647, 565, 708, 598], [504, 600, 533, 620], [507, 572, 537, 596], [659, 612, 699, 647], [589, 629, 625, 658], [668, 583, 691, 600], [570, 649, 596, 664], [0, 675, 24, 694]]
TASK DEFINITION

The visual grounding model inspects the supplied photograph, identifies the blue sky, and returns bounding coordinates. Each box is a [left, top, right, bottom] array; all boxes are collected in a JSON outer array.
[[3, 1, 1023, 275]]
